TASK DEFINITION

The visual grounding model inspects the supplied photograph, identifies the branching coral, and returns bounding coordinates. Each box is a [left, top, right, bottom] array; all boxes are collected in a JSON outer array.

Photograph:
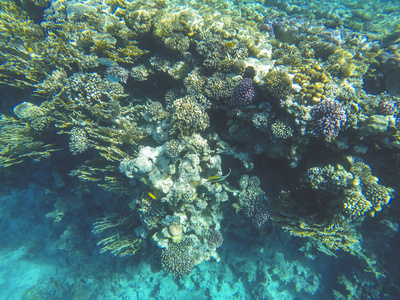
[[309, 98, 347, 141], [161, 238, 195, 277], [171, 96, 210, 135], [0, 114, 57, 168], [93, 215, 143, 257]]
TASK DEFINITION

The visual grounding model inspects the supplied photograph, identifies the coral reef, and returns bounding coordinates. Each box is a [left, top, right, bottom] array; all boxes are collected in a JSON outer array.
[[1, 1, 399, 297]]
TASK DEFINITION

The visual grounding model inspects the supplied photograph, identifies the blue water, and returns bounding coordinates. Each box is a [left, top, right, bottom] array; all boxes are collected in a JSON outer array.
[[1, 0, 400, 299]]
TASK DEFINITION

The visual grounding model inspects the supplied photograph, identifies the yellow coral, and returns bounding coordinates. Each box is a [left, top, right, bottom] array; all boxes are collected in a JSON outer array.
[[292, 63, 330, 104], [363, 182, 393, 215], [97, 234, 142, 257], [0, 115, 57, 168], [283, 220, 361, 255], [344, 190, 373, 217]]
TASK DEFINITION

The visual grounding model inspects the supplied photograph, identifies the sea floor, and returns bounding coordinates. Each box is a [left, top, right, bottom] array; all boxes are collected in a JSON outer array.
[[1, 178, 391, 300]]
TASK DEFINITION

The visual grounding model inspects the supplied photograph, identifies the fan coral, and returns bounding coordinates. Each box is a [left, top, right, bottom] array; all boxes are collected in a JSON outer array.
[[309, 98, 347, 141], [228, 78, 256, 108]]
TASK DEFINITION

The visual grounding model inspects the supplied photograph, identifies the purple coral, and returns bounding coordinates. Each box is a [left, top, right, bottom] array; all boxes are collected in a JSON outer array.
[[206, 229, 223, 248], [228, 78, 256, 108], [310, 98, 347, 141]]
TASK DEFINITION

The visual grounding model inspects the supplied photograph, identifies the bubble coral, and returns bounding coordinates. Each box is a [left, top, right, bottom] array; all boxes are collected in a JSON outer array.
[[168, 224, 183, 237], [309, 98, 347, 141], [228, 78, 256, 108]]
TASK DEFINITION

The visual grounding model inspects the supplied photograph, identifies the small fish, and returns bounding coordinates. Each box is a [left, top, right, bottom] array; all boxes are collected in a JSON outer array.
[[225, 41, 235, 48], [148, 192, 157, 200], [207, 168, 231, 183]]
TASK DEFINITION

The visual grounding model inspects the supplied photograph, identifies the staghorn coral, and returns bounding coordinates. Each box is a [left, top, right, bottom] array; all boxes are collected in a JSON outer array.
[[1, 0, 400, 291], [283, 220, 362, 256], [0, 114, 56, 168], [93, 214, 143, 257]]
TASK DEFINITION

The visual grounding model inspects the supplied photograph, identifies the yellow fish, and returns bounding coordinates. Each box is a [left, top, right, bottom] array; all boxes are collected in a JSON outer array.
[[207, 168, 231, 183], [148, 192, 157, 200]]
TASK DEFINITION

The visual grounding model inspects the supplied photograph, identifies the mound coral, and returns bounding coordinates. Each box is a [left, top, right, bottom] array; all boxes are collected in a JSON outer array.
[[309, 98, 347, 141], [228, 78, 256, 108], [264, 70, 292, 101]]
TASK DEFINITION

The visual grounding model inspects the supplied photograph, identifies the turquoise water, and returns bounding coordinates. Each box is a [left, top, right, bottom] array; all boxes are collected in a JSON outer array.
[[1, 0, 400, 299]]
